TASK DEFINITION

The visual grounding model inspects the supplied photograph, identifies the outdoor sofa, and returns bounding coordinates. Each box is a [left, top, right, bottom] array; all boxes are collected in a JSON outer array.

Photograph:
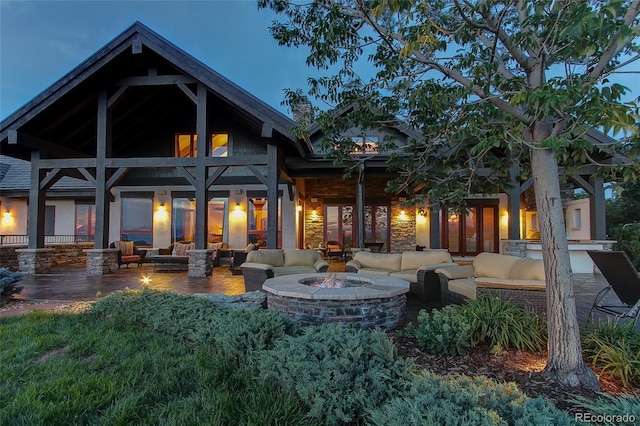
[[435, 252, 547, 314], [240, 249, 330, 291], [346, 250, 457, 301]]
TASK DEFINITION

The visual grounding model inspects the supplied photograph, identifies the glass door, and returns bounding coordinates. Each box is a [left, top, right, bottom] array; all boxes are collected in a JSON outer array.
[[443, 203, 498, 256]]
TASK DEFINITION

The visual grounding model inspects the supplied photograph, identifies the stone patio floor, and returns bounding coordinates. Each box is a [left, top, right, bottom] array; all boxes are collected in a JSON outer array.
[[5, 259, 616, 326]]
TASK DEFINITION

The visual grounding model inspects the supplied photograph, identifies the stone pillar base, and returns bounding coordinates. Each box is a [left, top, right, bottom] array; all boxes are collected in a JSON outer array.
[[501, 240, 528, 257], [16, 248, 55, 274], [188, 249, 214, 277], [83, 249, 119, 276]]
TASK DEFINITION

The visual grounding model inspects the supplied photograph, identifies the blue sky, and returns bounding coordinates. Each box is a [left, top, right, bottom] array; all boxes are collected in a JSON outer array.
[[0, 0, 317, 120], [1, 0, 638, 124]]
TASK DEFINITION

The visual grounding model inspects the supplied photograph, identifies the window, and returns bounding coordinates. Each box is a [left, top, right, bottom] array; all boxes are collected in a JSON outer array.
[[351, 136, 379, 154], [248, 197, 281, 247], [172, 198, 228, 243], [572, 209, 582, 229], [75, 204, 95, 242], [121, 198, 153, 246], [325, 203, 390, 250], [175, 133, 229, 157]]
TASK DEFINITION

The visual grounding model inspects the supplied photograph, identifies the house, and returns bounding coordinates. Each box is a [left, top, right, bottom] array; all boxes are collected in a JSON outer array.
[[0, 22, 613, 276]]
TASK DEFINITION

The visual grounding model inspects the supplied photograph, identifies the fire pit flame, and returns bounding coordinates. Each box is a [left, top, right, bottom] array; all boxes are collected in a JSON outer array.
[[299, 273, 370, 288]]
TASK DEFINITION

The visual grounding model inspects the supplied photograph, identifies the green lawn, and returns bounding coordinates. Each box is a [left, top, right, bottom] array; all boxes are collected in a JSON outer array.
[[0, 309, 312, 425]]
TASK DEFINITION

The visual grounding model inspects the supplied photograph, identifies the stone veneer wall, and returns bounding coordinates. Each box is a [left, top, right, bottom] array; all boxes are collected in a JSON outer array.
[[266, 293, 406, 329], [303, 177, 416, 252], [1, 243, 94, 270]]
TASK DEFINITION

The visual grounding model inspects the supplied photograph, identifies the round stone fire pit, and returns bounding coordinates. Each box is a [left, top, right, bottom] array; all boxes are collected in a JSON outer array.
[[262, 273, 410, 329]]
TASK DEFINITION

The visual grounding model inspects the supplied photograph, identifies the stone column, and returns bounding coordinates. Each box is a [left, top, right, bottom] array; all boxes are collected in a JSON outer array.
[[16, 248, 55, 274], [188, 249, 214, 277], [84, 248, 118, 276]]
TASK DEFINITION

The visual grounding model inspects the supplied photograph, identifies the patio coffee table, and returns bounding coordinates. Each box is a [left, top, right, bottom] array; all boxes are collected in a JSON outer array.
[[151, 255, 189, 271]]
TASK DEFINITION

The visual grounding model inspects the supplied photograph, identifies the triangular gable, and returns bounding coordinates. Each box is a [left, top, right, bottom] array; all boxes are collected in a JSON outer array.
[[0, 21, 311, 156]]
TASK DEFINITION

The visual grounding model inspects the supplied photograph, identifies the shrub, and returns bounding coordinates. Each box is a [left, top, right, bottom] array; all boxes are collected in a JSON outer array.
[[90, 289, 300, 366], [461, 296, 547, 353], [582, 319, 640, 388], [401, 305, 471, 355], [367, 372, 575, 425], [609, 223, 640, 270], [258, 323, 416, 425], [0, 267, 22, 306], [572, 393, 640, 425]]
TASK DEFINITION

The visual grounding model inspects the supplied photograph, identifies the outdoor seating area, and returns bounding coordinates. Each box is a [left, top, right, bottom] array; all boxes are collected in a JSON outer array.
[[435, 252, 547, 314], [240, 249, 330, 291], [346, 249, 457, 301]]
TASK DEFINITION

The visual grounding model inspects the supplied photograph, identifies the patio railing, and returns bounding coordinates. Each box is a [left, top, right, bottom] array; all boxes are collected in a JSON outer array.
[[0, 235, 95, 246]]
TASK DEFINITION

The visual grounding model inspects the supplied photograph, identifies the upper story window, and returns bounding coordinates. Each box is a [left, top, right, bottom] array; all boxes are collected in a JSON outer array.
[[351, 136, 379, 154], [175, 133, 229, 157]]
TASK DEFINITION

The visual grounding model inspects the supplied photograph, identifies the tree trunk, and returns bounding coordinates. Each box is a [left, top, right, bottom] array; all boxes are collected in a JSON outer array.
[[530, 147, 600, 391]]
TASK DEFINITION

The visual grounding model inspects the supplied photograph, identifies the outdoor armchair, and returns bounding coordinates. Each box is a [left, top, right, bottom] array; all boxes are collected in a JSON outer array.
[[110, 240, 147, 268]]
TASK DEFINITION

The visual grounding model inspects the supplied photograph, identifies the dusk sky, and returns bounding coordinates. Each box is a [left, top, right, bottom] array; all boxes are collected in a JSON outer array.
[[1, 0, 638, 125], [0, 0, 319, 120]]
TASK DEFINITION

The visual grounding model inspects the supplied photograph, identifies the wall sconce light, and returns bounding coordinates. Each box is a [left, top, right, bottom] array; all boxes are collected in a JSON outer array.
[[235, 202, 241, 211], [296, 203, 303, 212], [157, 202, 166, 212], [417, 208, 426, 217]]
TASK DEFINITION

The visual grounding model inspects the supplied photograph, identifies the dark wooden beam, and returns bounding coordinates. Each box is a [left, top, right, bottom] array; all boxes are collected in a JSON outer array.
[[114, 75, 196, 86], [106, 167, 129, 189], [355, 166, 365, 248], [205, 166, 228, 188], [28, 150, 46, 249], [94, 90, 110, 248], [39, 168, 62, 191], [247, 165, 268, 186], [107, 86, 128, 108], [571, 174, 595, 195], [175, 167, 196, 187], [8, 130, 91, 158], [266, 143, 279, 248], [194, 84, 208, 249], [132, 33, 143, 54], [177, 83, 197, 104], [590, 175, 606, 240], [429, 204, 441, 248], [78, 168, 96, 186]]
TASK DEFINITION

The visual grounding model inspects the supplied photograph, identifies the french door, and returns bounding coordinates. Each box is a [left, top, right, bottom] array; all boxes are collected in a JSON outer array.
[[325, 203, 389, 250], [442, 202, 499, 256]]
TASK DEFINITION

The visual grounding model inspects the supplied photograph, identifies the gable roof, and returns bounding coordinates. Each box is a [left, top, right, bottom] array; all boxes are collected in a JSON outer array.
[[0, 21, 311, 158]]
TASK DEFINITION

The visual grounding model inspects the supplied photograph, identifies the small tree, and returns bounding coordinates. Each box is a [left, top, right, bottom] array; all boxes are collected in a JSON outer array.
[[260, 0, 640, 389]]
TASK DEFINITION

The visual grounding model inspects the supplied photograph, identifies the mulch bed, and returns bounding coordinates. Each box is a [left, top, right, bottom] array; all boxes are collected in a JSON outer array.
[[388, 331, 637, 416]]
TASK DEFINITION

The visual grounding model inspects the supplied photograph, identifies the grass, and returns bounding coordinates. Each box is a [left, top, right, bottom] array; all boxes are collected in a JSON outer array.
[[0, 309, 312, 425]]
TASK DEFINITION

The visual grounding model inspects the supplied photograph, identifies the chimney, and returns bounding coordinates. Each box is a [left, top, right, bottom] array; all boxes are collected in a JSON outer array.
[[292, 96, 314, 128]]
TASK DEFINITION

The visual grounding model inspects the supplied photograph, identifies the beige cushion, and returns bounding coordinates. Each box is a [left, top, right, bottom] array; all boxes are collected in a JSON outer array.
[[475, 277, 546, 291], [400, 251, 452, 271], [114, 240, 134, 256], [174, 242, 194, 256], [273, 266, 317, 276], [389, 271, 417, 283], [353, 252, 402, 271], [448, 278, 477, 299], [283, 249, 321, 267], [473, 252, 521, 279], [510, 258, 545, 281], [207, 242, 227, 250], [357, 268, 393, 276], [246, 249, 284, 267]]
